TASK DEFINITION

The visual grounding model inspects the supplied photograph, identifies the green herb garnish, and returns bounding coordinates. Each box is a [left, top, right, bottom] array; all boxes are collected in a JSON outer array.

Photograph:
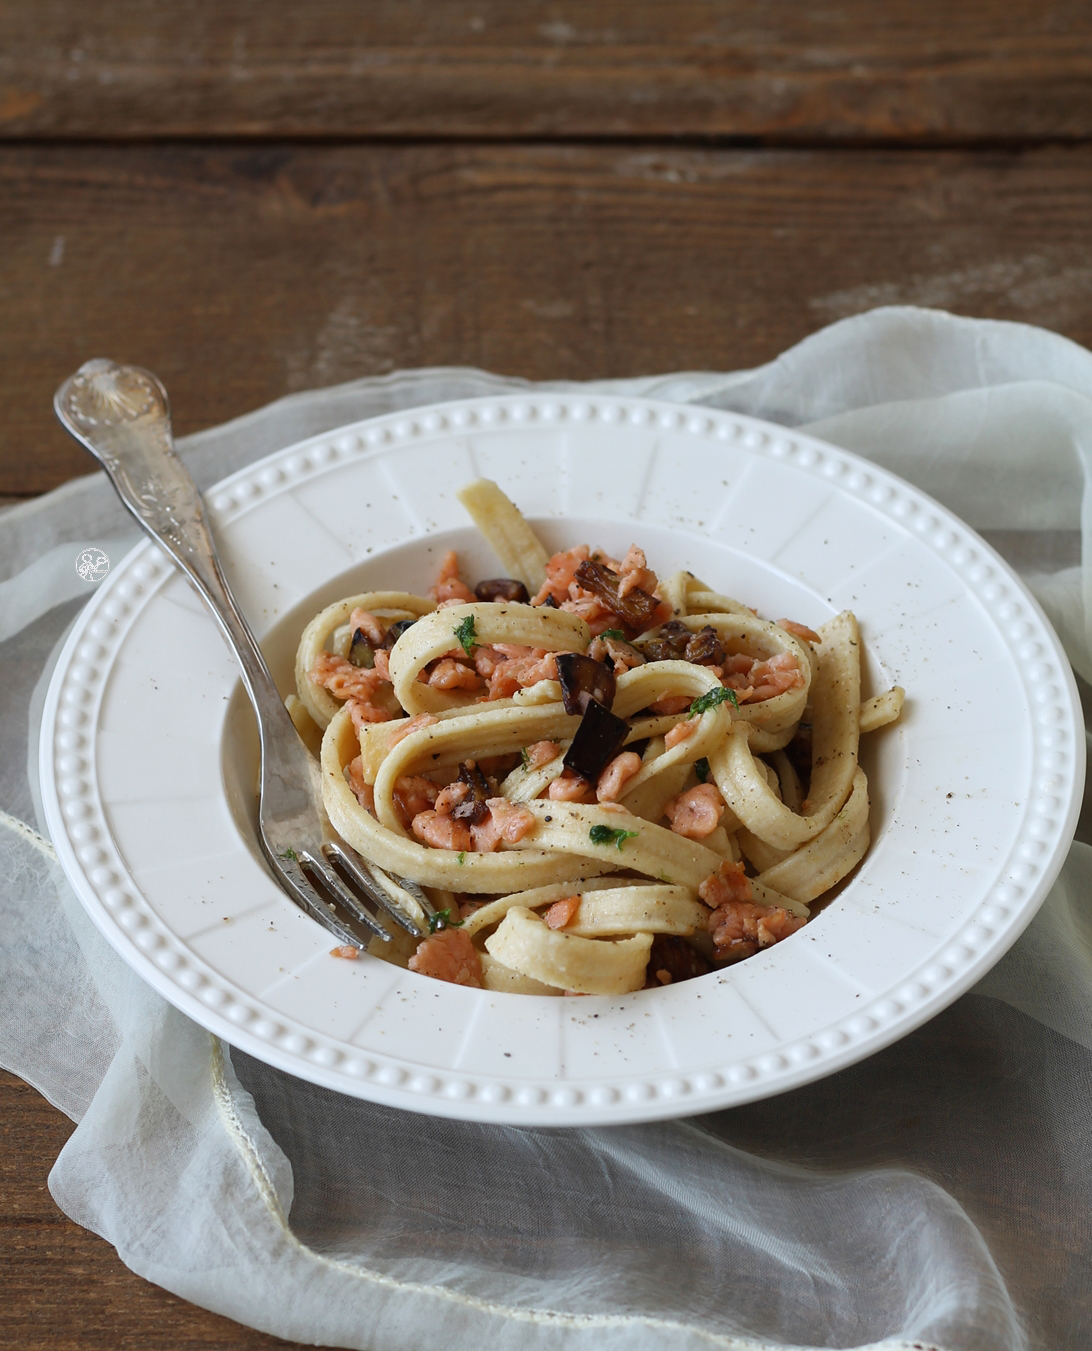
[[278, 848, 299, 862], [520, 747, 531, 770], [694, 757, 711, 783], [589, 824, 639, 851], [457, 850, 467, 865], [689, 686, 738, 717], [601, 628, 625, 640], [428, 907, 464, 934], [454, 614, 477, 656]]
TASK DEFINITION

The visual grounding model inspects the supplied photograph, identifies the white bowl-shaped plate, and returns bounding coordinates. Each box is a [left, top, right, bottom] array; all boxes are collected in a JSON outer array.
[[40, 395, 1084, 1125]]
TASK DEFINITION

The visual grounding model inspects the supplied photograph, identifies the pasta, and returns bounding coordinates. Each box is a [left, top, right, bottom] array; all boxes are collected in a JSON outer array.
[[294, 479, 904, 996]]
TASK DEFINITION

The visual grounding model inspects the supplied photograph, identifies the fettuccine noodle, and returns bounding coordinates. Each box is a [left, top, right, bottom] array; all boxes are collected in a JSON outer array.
[[295, 479, 904, 996]]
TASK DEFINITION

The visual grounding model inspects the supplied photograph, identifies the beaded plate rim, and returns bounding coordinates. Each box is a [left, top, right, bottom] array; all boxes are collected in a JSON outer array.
[[39, 394, 1085, 1124]]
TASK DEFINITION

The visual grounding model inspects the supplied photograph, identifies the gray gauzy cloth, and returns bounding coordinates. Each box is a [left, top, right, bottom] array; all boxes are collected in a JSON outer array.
[[4, 307, 1092, 1351]]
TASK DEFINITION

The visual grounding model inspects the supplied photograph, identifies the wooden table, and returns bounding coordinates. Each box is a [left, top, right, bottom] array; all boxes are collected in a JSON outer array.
[[3, 4, 1091, 1345]]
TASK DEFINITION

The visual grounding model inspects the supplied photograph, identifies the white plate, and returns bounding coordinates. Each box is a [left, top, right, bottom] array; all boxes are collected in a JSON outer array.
[[40, 394, 1084, 1125]]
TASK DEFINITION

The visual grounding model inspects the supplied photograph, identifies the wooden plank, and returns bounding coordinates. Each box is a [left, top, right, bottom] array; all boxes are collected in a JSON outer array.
[[0, 1072, 306, 1350], [4, 142, 1092, 495], [2, 1, 1092, 141]]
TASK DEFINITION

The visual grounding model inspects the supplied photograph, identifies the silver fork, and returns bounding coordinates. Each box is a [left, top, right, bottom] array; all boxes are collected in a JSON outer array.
[[54, 359, 436, 949]]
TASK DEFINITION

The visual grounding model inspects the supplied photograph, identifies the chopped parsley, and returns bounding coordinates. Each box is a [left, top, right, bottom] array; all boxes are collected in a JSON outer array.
[[454, 614, 477, 656], [689, 686, 738, 717], [278, 847, 299, 862], [428, 907, 464, 934], [457, 850, 467, 865], [589, 824, 639, 851], [520, 747, 531, 770], [694, 757, 711, 783], [601, 628, 625, 640]]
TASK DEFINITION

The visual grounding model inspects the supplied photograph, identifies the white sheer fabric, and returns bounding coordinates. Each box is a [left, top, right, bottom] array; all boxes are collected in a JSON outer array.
[[4, 307, 1092, 1351]]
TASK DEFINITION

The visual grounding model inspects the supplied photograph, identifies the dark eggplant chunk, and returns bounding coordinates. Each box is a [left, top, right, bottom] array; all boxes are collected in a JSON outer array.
[[657, 619, 693, 650], [555, 652, 616, 715], [684, 625, 726, 666], [537, 593, 560, 608], [636, 620, 691, 662], [347, 629, 375, 668], [646, 934, 713, 985], [573, 559, 660, 631], [450, 760, 492, 825], [378, 618, 416, 651], [563, 699, 629, 784], [475, 578, 530, 604], [634, 638, 677, 663], [638, 620, 725, 666]]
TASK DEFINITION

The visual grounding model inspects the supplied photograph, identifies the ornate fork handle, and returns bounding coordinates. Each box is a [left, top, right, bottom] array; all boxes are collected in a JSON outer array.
[[54, 360, 290, 738], [56, 359, 431, 944]]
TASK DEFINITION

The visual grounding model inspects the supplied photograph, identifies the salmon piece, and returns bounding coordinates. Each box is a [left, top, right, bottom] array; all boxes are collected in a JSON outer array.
[[698, 859, 754, 908], [470, 798, 537, 852], [545, 895, 581, 929], [778, 619, 821, 645], [371, 648, 392, 681], [329, 945, 360, 959], [411, 810, 473, 852], [348, 608, 385, 646], [346, 756, 375, 811], [547, 771, 597, 803], [649, 693, 693, 716], [312, 650, 398, 726], [698, 860, 804, 960], [486, 649, 558, 700], [723, 654, 754, 676], [310, 652, 389, 703], [663, 784, 725, 839], [427, 657, 482, 691], [388, 712, 439, 747], [408, 927, 483, 988], [532, 544, 591, 606], [617, 544, 659, 600], [559, 592, 616, 634], [664, 719, 698, 749], [429, 550, 475, 604], [722, 651, 803, 704], [527, 739, 561, 769], [706, 899, 806, 960], [393, 775, 439, 826], [748, 652, 805, 701], [348, 698, 395, 728], [596, 751, 643, 802], [434, 781, 471, 815], [471, 644, 506, 678]]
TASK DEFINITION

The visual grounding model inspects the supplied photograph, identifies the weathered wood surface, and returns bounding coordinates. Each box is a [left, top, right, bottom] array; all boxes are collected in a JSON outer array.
[[0, 1068, 303, 1350], [5, 141, 1092, 495], [2, 1, 1092, 141]]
